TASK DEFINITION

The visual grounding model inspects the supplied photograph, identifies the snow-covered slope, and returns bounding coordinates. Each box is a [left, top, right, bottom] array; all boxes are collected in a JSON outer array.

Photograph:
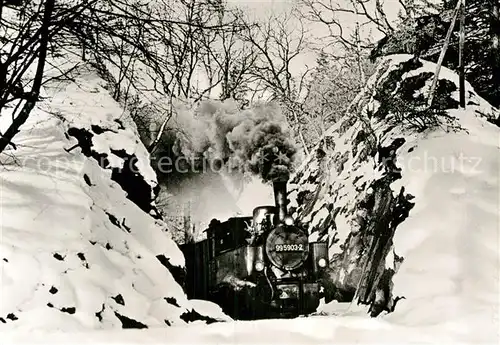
[[289, 55, 500, 342], [0, 66, 226, 331]]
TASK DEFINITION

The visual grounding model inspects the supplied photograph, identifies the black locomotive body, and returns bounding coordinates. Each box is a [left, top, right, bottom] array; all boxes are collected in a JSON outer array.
[[180, 181, 329, 319]]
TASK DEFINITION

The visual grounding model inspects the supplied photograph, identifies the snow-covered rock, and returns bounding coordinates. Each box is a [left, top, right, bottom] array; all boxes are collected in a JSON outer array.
[[289, 55, 499, 342], [0, 66, 224, 331]]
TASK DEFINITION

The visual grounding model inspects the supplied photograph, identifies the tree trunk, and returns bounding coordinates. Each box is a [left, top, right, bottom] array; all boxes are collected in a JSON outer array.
[[492, 0, 500, 50], [458, 0, 466, 108], [183, 201, 194, 244], [147, 111, 172, 154], [491, 0, 500, 107], [0, 0, 55, 153], [427, 0, 461, 108]]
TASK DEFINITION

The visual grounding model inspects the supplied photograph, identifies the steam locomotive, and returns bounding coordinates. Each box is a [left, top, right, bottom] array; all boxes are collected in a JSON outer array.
[[180, 181, 329, 319]]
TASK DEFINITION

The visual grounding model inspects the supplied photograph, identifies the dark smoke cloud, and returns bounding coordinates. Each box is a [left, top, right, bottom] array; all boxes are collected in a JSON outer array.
[[171, 99, 298, 182]]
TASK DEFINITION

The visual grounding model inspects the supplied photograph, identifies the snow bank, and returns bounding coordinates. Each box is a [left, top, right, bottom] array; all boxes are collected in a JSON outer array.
[[0, 66, 223, 331], [385, 108, 500, 342], [289, 55, 500, 342]]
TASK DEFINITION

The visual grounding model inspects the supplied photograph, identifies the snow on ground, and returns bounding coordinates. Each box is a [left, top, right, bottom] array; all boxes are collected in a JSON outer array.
[[0, 311, 463, 345], [0, 66, 223, 331]]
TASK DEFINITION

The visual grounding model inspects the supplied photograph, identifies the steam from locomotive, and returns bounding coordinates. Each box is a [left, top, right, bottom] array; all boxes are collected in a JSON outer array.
[[172, 99, 298, 182]]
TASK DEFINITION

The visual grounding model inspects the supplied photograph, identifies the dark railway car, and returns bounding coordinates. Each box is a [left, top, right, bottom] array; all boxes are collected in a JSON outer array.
[[180, 181, 329, 319]]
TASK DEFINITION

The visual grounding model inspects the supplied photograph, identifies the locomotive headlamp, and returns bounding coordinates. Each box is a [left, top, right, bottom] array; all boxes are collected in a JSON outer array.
[[283, 216, 294, 226], [318, 258, 327, 268], [255, 260, 264, 272]]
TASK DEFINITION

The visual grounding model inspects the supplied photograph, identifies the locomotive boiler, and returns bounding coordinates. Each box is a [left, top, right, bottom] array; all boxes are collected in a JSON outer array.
[[180, 181, 329, 319]]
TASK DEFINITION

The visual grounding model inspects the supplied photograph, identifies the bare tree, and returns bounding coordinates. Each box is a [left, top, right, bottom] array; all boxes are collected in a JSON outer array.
[[0, 0, 99, 153], [200, 6, 258, 103], [242, 10, 312, 153], [300, 50, 373, 147], [61, 0, 249, 153], [140, 0, 246, 101], [300, 0, 396, 50], [299, 0, 402, 85], [139, 0, 254, 152]]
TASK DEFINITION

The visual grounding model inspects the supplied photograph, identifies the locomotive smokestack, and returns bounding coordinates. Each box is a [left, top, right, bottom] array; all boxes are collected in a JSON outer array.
[[273, 181, 287, 222]]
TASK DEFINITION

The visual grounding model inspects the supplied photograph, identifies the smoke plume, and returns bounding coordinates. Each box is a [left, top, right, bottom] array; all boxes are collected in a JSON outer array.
[[171, 99, 298, 183]]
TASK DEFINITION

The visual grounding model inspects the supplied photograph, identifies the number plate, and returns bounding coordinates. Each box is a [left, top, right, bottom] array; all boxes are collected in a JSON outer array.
[[275, 244, 304, 252]]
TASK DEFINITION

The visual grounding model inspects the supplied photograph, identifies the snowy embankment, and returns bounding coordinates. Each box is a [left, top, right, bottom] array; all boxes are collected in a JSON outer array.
[[289, 55, 500, 342], [0, 66, 227, 331]]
